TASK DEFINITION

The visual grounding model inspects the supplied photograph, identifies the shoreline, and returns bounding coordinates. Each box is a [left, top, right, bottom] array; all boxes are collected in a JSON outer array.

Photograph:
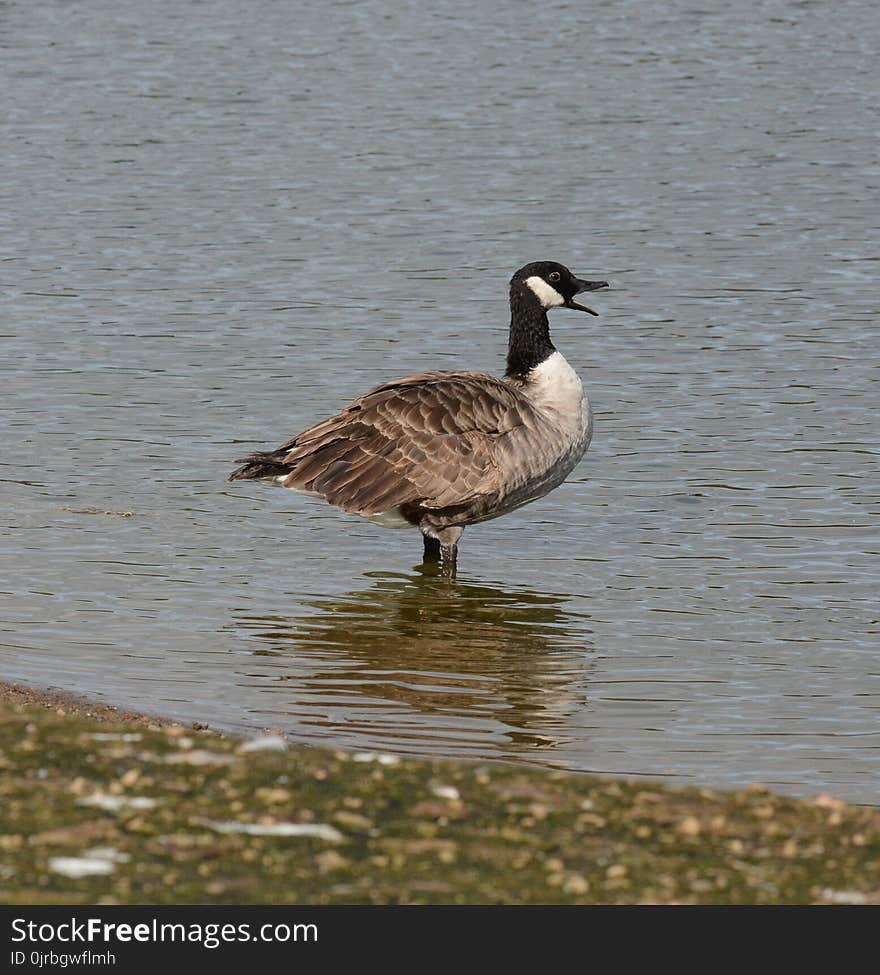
[[0, 680, 191, 731], [1, 678, 878, 904]]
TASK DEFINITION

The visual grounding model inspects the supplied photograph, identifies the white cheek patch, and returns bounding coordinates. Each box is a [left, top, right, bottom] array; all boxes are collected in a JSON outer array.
[[525, 275, 565, 308]]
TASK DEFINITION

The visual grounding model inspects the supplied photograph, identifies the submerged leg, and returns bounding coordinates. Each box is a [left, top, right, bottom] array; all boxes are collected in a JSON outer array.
[[435, 526, 464, 578], [422, 533, 441, 563], [439, 543, 458, 577]]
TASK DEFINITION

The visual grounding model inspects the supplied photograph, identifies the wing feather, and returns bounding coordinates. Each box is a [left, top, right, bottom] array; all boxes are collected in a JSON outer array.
[[276, 371, 536, 516]]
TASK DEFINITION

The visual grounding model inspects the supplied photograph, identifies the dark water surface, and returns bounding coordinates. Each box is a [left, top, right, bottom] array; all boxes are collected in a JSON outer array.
[[3, 0, 878, 802]]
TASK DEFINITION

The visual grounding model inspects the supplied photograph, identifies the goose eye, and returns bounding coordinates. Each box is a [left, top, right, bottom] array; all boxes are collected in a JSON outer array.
[[547, 271, 561, 283]]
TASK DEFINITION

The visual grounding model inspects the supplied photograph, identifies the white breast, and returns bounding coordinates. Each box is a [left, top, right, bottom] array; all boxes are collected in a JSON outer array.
[[474, 351, 591, 524], [525, 351, 593, 477], [524, 351, 589, 431]]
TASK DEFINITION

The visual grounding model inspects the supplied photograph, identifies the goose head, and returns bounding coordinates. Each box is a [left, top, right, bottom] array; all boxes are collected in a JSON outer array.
[[511, 261, 608, 316]]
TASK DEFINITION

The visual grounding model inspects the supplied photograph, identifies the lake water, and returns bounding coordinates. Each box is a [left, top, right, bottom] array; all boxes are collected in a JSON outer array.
[[2, 0, 878, 803]]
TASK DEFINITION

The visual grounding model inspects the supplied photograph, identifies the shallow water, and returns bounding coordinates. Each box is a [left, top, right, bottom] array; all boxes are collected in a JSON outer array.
[[2, 0, 879, 803]]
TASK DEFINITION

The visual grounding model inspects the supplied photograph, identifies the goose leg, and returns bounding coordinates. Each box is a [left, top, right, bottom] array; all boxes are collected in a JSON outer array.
[[422, 533, 441, 563], [439, 542, 458, 577], [435, 526, 463, 578]]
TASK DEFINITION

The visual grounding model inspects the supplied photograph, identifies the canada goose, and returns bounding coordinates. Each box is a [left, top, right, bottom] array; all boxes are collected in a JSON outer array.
[[229, 261, 608, 575]]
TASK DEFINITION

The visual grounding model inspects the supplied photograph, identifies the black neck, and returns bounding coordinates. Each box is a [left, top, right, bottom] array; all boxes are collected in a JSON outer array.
[[505, 283, 556, 378]]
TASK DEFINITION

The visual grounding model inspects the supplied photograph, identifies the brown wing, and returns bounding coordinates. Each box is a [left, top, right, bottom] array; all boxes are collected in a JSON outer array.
[[276, 371, 532, 516]]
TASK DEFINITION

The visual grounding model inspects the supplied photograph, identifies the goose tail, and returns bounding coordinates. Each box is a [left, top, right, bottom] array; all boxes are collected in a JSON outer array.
[[228, 449, 292, 482]]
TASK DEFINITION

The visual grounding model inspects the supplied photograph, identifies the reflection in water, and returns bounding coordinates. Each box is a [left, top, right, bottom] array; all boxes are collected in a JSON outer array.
[[234, 571, 593, 760]]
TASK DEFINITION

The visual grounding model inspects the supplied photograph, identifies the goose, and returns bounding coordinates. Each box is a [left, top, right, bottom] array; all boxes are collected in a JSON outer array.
[[229, 261, 608, 575]]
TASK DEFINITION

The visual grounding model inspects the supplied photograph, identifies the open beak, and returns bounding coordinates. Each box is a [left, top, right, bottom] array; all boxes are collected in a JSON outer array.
[[565, 277, 609, 316]]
